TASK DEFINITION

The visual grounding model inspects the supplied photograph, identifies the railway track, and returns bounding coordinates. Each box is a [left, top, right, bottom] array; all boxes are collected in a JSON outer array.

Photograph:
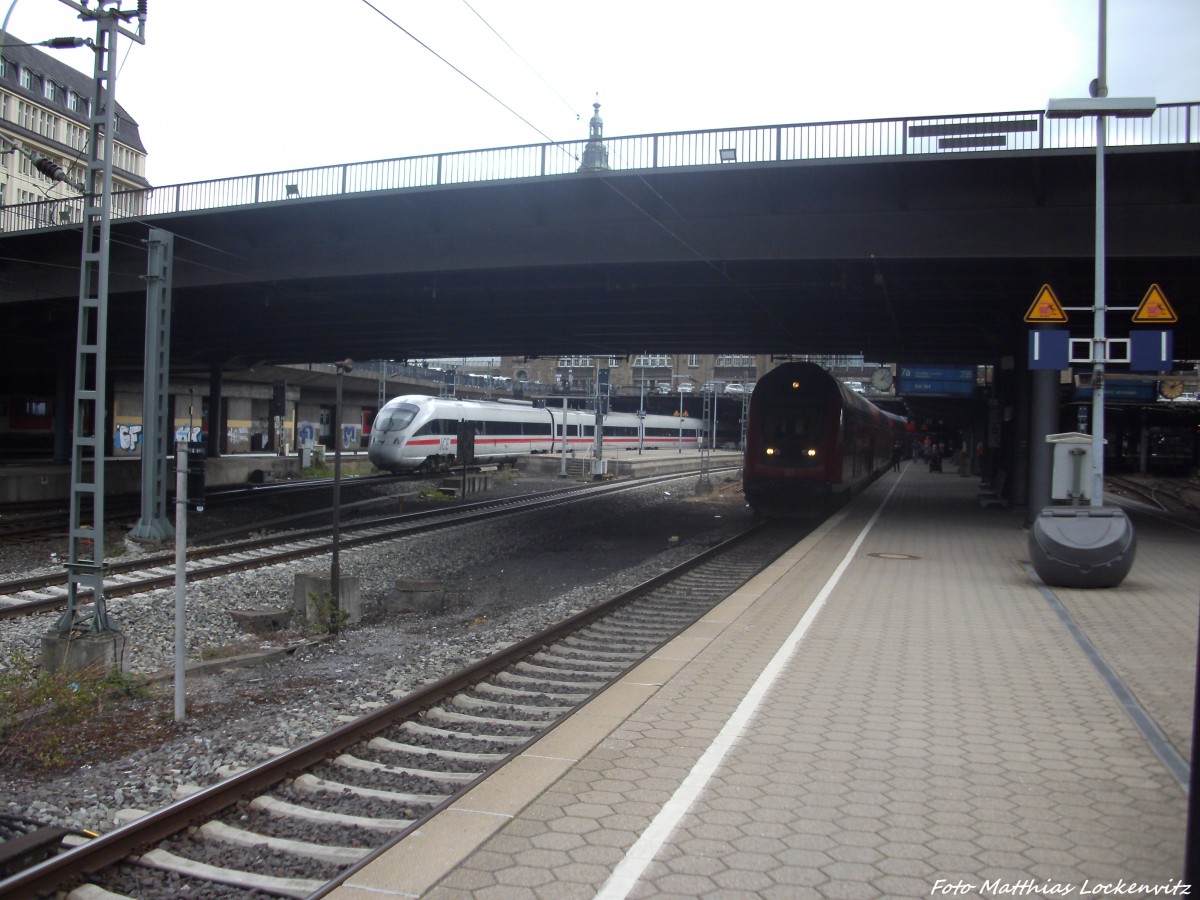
[[0, 469, 738, 620], [1106, 474, 1200, 518], [0, 518, 805, 898], [0, 474, 399, 546]]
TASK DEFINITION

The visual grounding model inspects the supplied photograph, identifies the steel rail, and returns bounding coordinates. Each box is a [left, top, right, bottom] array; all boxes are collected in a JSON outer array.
[[0, 468, 737, 619], [0, 518, 776, 898]]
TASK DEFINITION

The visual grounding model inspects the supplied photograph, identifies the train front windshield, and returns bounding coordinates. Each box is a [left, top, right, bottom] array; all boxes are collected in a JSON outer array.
[[374, 403, 420, 433], [759, 406, 825, 467]]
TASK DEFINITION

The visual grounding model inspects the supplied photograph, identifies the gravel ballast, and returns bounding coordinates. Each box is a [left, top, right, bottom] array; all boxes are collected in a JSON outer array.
[[0, 466, 752, 839]]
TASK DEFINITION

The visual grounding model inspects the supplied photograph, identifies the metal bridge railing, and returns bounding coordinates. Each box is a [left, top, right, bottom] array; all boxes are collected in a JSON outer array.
[[1, 102, 1195, 236]]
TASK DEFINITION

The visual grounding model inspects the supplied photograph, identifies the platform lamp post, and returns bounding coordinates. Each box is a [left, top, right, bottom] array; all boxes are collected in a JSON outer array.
[[637, 362, 646, 455], [1045, 0, 1155, 507], [1028, 0, 1149, 593], [678, 383, 685, 453], [330, 359, 353, 632], [673, 374, 696, 453]]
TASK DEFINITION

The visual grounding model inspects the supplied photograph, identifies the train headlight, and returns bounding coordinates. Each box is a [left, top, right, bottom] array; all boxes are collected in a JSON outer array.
[[806, 448, 817, 457], [765, 447, 776, 456]]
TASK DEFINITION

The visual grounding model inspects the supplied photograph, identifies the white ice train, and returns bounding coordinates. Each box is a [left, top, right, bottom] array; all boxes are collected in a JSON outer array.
[[368, 395, 704, 473]]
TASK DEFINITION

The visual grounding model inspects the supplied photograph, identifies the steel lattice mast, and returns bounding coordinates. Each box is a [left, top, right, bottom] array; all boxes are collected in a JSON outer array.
[[58, 0, 146, 635]]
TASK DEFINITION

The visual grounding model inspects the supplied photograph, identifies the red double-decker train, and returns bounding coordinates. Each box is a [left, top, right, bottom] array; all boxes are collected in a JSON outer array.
[[743, 362, 906, 515]]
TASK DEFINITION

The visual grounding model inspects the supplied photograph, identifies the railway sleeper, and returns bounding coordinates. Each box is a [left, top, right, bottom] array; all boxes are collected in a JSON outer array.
[[292, 772, 445, 806], [514, 660, 616, 680], [527, 650, 626, 673], [400, 719, 530, 745], [610, 610, 702, 627], [449, 692, 573, 717], [198, 820, 369, 866], [585, 623, 678, 643], [67, 884, 131, 899], [334, 752, 479, 784], [425, 705, 552, 731], [552, 639, 655, 660], [250, 794, 413, 831], [369, 734, 508, 761], [473, 679, 592, 704], [133, 847, 324, 899], [497, 669, 609, 691]]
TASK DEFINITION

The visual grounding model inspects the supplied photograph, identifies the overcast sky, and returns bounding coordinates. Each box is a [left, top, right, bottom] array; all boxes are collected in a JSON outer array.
[[5, 0, 1199, 186]]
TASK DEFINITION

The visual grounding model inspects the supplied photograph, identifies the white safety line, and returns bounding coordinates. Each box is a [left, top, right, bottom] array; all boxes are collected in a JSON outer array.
[[595, 470, 905, 899]]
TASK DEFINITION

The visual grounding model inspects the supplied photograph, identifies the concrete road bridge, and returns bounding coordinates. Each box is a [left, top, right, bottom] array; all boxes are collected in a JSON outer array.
[[0, 104, 1197, 385]]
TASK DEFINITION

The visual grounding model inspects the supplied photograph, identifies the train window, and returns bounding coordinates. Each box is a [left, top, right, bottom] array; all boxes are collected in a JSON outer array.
[[413, 418, 451, 437], [375, 403, 419, 432], [527, 422, 550, 436], [761, 409, 823, 465]]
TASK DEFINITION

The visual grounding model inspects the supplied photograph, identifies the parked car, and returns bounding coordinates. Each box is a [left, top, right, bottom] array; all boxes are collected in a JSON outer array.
[[724, 382, 746, 395], [678, 383, 695, 393], [654, 382, 672, 395]]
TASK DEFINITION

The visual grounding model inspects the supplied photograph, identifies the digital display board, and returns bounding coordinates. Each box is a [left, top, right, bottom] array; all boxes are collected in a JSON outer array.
[[1073, 381, 1156, 403], [897, 365, 977, 397]]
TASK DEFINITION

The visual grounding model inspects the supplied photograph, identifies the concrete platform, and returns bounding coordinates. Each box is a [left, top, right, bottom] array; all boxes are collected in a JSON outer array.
[[327, 460, 1197, 898]]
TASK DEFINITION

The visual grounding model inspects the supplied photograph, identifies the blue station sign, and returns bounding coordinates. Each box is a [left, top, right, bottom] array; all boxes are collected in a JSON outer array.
[[897, 365, 977, 397]]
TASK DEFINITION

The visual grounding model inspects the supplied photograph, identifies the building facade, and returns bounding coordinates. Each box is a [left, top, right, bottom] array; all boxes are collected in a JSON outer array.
[[501, 353, 771, 397], [501, 353, 885, 399], [0, 30, 148, 230]]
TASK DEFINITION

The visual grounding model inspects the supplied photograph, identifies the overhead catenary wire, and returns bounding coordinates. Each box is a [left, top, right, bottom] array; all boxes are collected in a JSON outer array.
[[357, 0, 804, 348], [459, 0, 580, 122], [357, 0, 564, 150]]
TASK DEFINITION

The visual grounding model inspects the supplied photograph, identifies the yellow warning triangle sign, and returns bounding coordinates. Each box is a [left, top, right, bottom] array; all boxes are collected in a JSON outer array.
[[1024, 284, 1068, 323], [1132, 283, 1177, 323]]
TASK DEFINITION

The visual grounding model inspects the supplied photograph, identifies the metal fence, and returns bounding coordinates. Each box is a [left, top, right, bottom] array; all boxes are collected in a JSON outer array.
[[1, 103, 1195, 235]]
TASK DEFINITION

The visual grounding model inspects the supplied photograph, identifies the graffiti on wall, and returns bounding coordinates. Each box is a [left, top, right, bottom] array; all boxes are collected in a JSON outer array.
[[174, 425, 201, 443], [342, 425, 357, 449], [115, 422, 143, 452]]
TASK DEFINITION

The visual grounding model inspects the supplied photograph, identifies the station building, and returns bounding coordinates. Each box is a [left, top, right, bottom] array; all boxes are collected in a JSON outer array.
[[0, 30, 149, 226]]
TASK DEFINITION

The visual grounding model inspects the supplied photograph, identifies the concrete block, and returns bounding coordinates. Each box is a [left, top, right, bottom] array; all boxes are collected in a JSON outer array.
[[229, 607, 294, 632], [41, 630, 129, 676], [293, 573, 361, 627], [386, 577, 445, 613]]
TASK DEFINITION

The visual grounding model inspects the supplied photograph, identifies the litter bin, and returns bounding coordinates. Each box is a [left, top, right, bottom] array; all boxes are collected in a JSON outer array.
[[1029, 506, 1136, 589]]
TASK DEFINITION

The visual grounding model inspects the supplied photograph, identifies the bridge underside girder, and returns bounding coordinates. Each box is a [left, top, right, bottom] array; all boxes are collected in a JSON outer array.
[[0, 145, 1196, 383]]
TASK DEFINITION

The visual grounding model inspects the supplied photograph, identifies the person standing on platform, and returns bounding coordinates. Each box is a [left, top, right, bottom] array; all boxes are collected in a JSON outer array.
[[891, 440, 903, 472]]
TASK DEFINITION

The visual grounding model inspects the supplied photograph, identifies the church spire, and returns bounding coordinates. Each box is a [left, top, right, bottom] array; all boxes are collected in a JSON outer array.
[[579, 98, 610, 171]]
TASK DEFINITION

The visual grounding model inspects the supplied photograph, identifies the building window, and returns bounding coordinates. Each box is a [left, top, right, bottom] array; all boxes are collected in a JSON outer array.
[[687, 355, 699, 367], [632, 354, 670, 368], [42, 79, 54, 101], [18, 67, 30, 89], [38, 108, 58, 139], [65, 122, 85, 150], [67, 91, 77, 111], [557, 356, 594, 368]]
